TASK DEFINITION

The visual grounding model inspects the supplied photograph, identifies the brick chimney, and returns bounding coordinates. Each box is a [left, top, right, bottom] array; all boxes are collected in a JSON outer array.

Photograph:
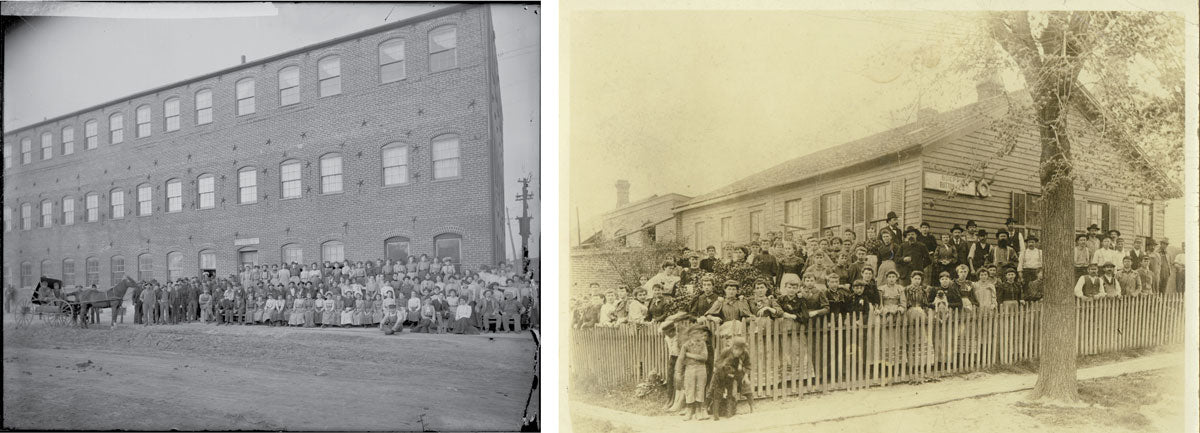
[[615, 180, 630, 208], [976, 74, 1004, 101]]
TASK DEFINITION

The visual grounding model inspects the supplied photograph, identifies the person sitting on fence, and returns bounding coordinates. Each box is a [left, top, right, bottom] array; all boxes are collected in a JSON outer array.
[[703, 280, 752, 324], [707, 336, 751, 421], [748, 279, 782, 320], [995, 267, 1024, 312], [793, 273, 829, 319], [676, 326, 711, 421], [626, 288, 649, 324], [1074, 263, 1107, 300], [1116, 256, 1142, 297]]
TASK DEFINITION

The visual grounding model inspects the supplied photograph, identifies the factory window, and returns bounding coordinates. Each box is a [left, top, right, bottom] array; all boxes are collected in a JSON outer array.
[[238, 167, 258, 204], [199, 250, 217, 277], [3, 206, 10, 232], [21, 261, 33, 288], [282, 244, 304, 264], [320, 153, 343, 194], [3, 144, 10, 168], [382, 143, 409, 186], [321, 241, 345, 262], [167, 252, 183, 281], [85, 193, 99, 222], [379, 39, 406, 83], [166, 179, 182, 212], [434, 233, 462, 265], [110, 256, 125, 285], [137, 183, 153, 216], [61, 126, 75, 155], [21, 203, 31, 230], [197, 174, 215, 209], [195, 89, 213, 125], [62, 197, 75, 226], [109, 112, 124, 144], [236, 78, 255, 116], [385, 236, 411, 262], [821, 192, 841, 231], [429, 26, 457, 72], [85, 257, 100, 286], [110, 189, 125, 220], [62, 259, 77, 286], [278, 66, 300, 106], [84, 120, 98, 149], [21, 137, 32, 164], [137, 254, 154, 283], [41, 132, 53, 160], [280, 160, 302, 199], [164, 98, 181, 132], [136, 104, 151, 138], [431, 134, 460, 179], [40, 200, 52, 228], [318, 56, 342, 97]]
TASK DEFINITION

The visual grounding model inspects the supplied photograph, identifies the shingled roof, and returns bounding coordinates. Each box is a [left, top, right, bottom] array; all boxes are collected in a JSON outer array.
[[677, 93, 1012, 211]]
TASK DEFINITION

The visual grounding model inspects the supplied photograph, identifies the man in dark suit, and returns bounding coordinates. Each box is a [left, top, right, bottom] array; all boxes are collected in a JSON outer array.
[[951, 224, 971, 267], [750, 243, 780, 285], [881, 211, 903, 246], [1001, 217, 1024, 254], [131, 282, 145, 325], [899, 227, 931, 286]]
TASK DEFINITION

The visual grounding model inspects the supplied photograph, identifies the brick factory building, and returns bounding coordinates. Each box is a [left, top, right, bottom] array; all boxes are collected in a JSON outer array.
[[2, 4, 507, 288]]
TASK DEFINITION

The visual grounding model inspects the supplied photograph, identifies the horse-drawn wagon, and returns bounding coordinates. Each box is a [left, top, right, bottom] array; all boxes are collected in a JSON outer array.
[[13, 276, 135, 328]]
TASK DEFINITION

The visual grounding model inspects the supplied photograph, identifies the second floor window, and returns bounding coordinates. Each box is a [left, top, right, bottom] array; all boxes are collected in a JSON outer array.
[[85, 120, 98, 149], [197, 174, 215, 209], [196, 89, 213, 125], [136, 105, 151, 138], [41, 200, 52, 228], [281, 160, 302, 199], [379, 39, 406, 83], [382, 144, 409, 185], [61, 126, 75, 155], [137, 184, 153, 216], [86, 193, 99, 222], [279, 66, 300, 106], [166, 179, 182, 212], [110, 113, 124, 144], [239, 168, 257, 204], [432, 135, 460, 179], [62, 197, 75, 226], [164, 98, 180, 132], [111, 189, 125, 220], [320, 154, 343, 194], [236, 79, 255, 116], [318, 56, 342, 97]]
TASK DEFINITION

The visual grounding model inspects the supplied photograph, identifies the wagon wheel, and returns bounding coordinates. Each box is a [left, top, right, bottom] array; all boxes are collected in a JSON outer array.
[[14, 298, 34, 328], [47, 300, 73, 327]]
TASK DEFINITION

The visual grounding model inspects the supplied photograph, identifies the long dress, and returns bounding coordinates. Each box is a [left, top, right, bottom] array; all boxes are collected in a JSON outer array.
[[322, 298, 338, 325], [288, 297, 306, 325], [877, 283, 907, 366], [903, 284, 935, 367], [303, 298, 316, 327], [342, 299, 357, 326], [875, 245, 900, 286]]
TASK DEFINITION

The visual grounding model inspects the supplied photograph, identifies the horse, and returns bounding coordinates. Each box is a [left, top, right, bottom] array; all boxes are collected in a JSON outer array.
[[77, 276, 137, 329]]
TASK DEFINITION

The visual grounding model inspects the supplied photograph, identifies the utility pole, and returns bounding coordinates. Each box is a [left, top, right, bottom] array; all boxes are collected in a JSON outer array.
[[516, 176, 534, 275]]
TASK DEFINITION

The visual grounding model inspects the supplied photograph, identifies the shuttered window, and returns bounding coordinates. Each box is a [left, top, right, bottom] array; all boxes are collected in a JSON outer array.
[[749, 210, 763, 238], [820, 192, 840, 231]]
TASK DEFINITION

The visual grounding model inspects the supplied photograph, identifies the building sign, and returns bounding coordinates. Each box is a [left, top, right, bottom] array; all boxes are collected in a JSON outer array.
[[233, 238, 260, 246], [924, 172, 988, 197]]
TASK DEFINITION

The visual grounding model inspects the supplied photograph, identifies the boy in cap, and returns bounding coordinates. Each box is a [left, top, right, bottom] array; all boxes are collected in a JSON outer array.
[[1017, 235, 1043, 283], [1074, 234, 1093, 278]]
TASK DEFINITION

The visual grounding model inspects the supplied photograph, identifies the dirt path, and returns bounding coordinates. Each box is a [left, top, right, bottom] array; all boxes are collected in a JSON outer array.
[[3, 321, 536, 431]]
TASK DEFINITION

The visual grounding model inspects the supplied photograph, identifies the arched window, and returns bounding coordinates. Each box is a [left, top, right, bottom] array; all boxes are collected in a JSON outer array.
[[236, 78, 255, 116], [385, 236, 411, 262], [138, 253, 153, 282], [20, 261, 33, 288], [85, 193, 99, 222], [84, 119, 99, 149], [318, 55, 342, 97], [321, 240, 344, 262], [282, 243, 304, 264], [238, 167, 258, 204], [21, 137, 32, 164], [197, 173, 215, 209], [61, 196, 75, 226], [280, 159, 302, 199], [279, 66, 300, 106], [62, 259, 77, 286], [20, 203, 32, 230], [40, 260, 52, 280], [110, 188, 125, 220], [433, 233, 462, 265], [40, 199, 53, 228], [109, 112, 124, 144], [379, 38, 406, 83], [429, 25, 457, 72], [165, 179, 182, 212], [167, 251, 183, 281], [238, 247, 259, 267], [61, 125, 75, 155], [110, 256, 125, 285], [195, 89, 213, 125], [164, 97, 181, 132], [320, 153, 342, 194], [136, 104, 151, 138], [431, 134, 460, 179], [382, 143, 409, 186], [85, 257, 100, 286], [41, 132, 53, 160], [137, 183, 153, 216], [198, 249, 217, 277]]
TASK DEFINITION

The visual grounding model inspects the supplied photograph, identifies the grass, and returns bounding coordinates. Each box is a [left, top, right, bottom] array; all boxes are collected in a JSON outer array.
[[1014, 368, 1180, 432]]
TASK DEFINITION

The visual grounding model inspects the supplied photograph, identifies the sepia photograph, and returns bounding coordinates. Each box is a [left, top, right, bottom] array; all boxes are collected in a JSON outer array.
[[561, 2, 1194, 433], [2, 2, 541, 431]]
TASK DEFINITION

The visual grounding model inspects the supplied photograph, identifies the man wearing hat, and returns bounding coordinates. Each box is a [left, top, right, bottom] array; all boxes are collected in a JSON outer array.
[[899, 226, 930, 286], [1074, 263, 1106, 300], [951, 224, 971, 270], [967, 229, 993, 279], [1085, 224, 1103, 255], [881, 211, 903, 246], [1001, 217, 1024, 254], [1074, 234, 1093, 279], [1017, 235, 1043, 283]]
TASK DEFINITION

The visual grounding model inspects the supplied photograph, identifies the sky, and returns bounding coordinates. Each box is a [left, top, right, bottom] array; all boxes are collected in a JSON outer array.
[[566, 9, 1187, 246], [2, 2, 541, 259]]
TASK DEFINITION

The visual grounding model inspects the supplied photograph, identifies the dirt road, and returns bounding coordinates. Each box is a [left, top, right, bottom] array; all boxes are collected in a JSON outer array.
[[3, 320, 536, 431]]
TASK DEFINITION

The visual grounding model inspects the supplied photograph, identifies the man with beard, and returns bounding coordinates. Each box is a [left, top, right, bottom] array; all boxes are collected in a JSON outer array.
[[750, 242, 780, 285], [899, 227, 931, 286]]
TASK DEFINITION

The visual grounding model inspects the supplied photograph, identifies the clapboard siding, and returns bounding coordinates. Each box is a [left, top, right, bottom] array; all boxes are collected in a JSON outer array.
[[678, 152, 922, 246], [922, 107, 1168, 242]]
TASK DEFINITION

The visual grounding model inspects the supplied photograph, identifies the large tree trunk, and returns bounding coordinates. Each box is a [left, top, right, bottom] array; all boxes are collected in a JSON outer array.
[[1029, 89, 1080, 402]]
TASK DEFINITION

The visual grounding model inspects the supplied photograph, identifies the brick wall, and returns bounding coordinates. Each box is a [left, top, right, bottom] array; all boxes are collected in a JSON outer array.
[[2, 5, 506, 287]]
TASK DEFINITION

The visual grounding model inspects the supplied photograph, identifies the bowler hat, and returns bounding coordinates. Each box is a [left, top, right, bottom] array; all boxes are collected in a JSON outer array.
[[951, 224, 965, 233], [1087, 224, 1100, 231], [887, 211, 898, 220], [1005, 217, 1017, 225], [966, 220, 978, 228]]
